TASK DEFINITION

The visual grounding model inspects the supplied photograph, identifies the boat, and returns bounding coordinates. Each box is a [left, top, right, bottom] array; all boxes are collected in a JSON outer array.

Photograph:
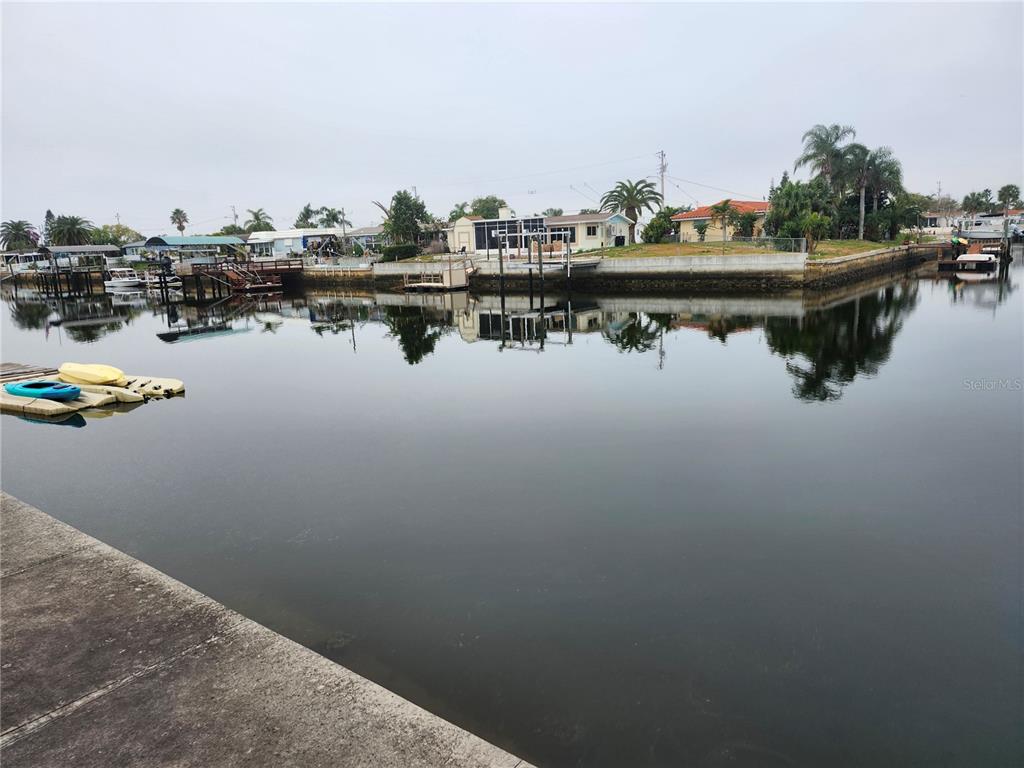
[[104, 268, 142, 290], [954, 246, 999, 272], [959, 213, 1021, 241], [4, 380, 82, 401], [58, 362, 128, 387]]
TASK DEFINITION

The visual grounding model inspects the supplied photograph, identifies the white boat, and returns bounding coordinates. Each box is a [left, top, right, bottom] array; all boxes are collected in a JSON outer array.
[[104, 268, 142, 290], [959, 213, 1021, 240], [954, 249, 998, 272]]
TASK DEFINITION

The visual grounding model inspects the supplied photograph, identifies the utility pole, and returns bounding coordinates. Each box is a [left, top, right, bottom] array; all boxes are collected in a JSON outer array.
[[231, 205, 238, 226], [657, 150, 667, 207], [115, 212, 121, 225]]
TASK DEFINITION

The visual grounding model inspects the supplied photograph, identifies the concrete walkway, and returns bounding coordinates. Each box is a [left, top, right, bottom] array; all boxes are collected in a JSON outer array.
[[0, 493, 533, 767]]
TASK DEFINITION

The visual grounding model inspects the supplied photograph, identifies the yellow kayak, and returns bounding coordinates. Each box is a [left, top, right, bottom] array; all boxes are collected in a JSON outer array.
[[58, 362, 128, 388]]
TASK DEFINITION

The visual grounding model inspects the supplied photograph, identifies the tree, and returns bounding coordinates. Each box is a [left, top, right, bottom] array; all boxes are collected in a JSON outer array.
[[213, 224, 247, 236], [800, 211, 831, 254], [997, 184, 1021, 212], [170, 208, 189, 236], [542, 207, 564, 217], [91, 223, 143, 247], [764, 174, 831, 239], [244, 208, 273, 232], [600, 179, 662, 244], [735, 211, 759, 237], [43, 210, 55, 244], [794, 123, 856, 189], [294, 203, 319, 228], [318, 207, 351, 231], [579, 208, 599, 215], [879, 192, 926, 240], [961, 189, 995, 215], [843, 143, 870, 240], [449, 202, 469, 221], [640, 205, 687, 243], [865, 147, 903, 213], [469, 195, 508, 220], [1, 220, 39, 250], [376, 190, 428, 244], [694, 221, 709, 242], [48, 215, 95, 246], [709, 199, 739, 245]]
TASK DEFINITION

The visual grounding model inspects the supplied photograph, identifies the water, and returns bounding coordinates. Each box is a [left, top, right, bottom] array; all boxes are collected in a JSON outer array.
[[2, 264, 1021, 767]]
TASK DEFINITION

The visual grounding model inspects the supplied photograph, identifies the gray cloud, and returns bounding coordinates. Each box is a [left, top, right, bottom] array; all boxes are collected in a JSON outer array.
[[3, 1, 1021, 235]]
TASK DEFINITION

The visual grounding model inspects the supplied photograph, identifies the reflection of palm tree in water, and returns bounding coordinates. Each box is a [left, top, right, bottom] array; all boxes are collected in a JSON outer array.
[[765, 281, 920, 401], [9, 301, 52, 329], [604, 313, 662, 354]]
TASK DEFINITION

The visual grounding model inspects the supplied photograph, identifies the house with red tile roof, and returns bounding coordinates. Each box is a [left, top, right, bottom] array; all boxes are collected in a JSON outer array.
[[671, 200, 769, 242]]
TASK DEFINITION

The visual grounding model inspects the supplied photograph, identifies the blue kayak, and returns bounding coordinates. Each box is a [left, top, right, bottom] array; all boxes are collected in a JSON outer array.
[[4, 380, 82, 402]]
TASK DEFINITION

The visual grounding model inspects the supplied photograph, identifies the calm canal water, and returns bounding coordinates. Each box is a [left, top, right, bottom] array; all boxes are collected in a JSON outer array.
[[2, 263, 1021, 767]]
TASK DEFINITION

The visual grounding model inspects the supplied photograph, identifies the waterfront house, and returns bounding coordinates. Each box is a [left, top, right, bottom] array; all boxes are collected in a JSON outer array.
[[447, 208, 631, 255], [247, 228, 351, 258], [348, 226, 387, 252], [671, 201, 769, 241], [918, 211, 960, 235]]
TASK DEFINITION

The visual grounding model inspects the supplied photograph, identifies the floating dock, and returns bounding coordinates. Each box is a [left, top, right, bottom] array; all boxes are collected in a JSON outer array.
[[0, 363, 184, 420], [0, 493, 532, 768]]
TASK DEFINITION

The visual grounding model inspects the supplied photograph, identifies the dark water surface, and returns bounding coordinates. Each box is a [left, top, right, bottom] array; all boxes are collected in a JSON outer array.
[[2, 264, 1021, 767]]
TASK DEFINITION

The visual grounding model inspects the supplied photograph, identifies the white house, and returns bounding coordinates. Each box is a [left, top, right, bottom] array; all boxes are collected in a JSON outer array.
[[246, 228, 350, 258], [447, 208, 631, 256], [347, 226, 387, 252]]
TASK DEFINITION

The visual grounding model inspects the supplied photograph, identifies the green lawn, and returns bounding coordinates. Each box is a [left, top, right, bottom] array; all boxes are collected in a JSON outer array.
[[595, 239, 920, 260]]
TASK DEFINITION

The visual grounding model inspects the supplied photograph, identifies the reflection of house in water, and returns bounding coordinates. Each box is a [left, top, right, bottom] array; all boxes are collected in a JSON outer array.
[[4, 291, 143, 343]]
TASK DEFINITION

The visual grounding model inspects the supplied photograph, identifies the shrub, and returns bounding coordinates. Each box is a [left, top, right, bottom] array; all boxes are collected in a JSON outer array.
[[694, 221, 709, 242], [352, 241, 364, 257], [380, 244, 419, 262]]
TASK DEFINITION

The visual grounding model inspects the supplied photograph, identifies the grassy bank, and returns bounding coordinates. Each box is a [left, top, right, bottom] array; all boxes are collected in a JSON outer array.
[[594, 239, 922, 260]]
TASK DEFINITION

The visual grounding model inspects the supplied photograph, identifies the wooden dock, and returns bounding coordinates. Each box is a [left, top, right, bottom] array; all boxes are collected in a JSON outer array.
[[180, 258, 304, 298]]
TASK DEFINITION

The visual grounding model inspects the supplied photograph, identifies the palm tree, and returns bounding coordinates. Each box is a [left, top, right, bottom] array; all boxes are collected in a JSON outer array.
[[794, 124, 856, 190], [318, 207, 352, 232], [843, 143, 870, 240], [962, 190, 994, 216], [294, 203, 318, 228], [48, 215, 95, 246], [1, 220, 40, 250], [600, 179, 662, 244], [866, 147, 903, 213], [449, 202, 469, 222], [244, 208, 273, 232], [997, 184, 1021, 213], [170, 208, 189, 236], [709, 199, 739, 246]]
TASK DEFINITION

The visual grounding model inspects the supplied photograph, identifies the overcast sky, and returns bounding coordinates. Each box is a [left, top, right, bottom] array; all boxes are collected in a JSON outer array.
[[2, 1, 1021, 235]]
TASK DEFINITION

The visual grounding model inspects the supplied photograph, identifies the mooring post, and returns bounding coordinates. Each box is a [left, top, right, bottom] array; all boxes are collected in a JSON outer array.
[[537, 235, 545, 344]]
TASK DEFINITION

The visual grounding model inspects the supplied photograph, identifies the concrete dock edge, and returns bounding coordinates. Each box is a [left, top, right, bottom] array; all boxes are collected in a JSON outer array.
[[0, 492, 534, 767]]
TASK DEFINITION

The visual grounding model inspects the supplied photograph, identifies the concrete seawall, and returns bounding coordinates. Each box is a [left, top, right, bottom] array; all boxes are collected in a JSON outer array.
[[804, 243, 943, 288], [0, 493, 533, 768], [301, 245, 942, 294]]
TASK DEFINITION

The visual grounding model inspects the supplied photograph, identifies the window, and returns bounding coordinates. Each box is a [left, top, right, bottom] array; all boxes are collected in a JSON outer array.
[[586, 225, 598, 237]]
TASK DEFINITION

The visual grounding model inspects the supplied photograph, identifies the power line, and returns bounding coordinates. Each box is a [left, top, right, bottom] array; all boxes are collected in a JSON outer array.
[[667, 174, 759, 200], [433, 153, 651, 189]]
